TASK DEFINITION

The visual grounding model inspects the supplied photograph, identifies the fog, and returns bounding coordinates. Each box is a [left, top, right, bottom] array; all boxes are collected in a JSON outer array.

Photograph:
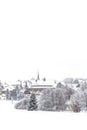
[[0, 0, 87, 81]]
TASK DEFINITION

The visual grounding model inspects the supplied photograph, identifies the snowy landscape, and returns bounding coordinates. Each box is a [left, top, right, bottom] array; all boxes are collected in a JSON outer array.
[[0, 0, 87, 129], [1, 76, 87, 113], [0, 100, 87, 130]]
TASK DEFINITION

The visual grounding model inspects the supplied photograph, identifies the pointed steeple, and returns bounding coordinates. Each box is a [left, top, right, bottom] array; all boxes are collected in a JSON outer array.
[[37, 71, 40, 80]]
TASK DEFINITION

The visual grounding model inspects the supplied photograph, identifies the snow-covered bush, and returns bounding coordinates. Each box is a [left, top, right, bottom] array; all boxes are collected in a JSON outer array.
[[14, 97, 29, 109], [71, 101, 81, 112]]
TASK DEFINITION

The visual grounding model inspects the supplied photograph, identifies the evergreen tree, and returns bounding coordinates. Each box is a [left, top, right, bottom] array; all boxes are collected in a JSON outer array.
[[6, 89, 10, 100], [27, 93, 37, 111]]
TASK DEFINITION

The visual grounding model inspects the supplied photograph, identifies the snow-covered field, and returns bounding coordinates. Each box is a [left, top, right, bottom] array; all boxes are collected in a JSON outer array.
[[0, 100, 87, 130]]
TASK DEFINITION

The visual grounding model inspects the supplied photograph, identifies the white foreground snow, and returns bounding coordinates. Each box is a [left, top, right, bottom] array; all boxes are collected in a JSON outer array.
[[0, 100, 87, 130]]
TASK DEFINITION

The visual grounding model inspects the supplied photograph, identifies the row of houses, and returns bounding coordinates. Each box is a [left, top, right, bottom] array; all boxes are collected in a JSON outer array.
[[0, 73, 57, 98], [0, 75, 87, 99]]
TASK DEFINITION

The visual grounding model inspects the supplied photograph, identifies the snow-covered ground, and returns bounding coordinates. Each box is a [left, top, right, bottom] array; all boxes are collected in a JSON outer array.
[[0, 100, 87, 130]]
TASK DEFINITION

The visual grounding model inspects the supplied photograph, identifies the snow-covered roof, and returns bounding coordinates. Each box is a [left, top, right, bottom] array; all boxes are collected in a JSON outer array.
[[30, 79, 55, 88], [30, 85, 53, 89], [31, 79, 54, 85]]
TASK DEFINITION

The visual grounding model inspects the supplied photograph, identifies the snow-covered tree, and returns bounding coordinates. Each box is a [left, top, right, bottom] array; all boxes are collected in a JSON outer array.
[[27, 93, 37, 111], [54, 88, 67, 111], [38, 88, 54, 111], [56, 83, 74, 100], [81, 82, 87, 92], [72, 79, 79, 84], [38, 88, 68, 111], [70, 90, 86, 112], [79, 82, 87, 109], [6, 89, 10, 100], [64, 78, 73, 84], [12, 89, 17, 100]]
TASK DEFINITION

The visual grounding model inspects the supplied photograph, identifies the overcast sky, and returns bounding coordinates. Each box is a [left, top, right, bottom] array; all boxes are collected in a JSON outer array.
[[0, 0, 87, 81]]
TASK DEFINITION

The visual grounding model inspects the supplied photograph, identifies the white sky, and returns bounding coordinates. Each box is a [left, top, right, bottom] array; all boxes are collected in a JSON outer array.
[[0, 0, 87, 81]]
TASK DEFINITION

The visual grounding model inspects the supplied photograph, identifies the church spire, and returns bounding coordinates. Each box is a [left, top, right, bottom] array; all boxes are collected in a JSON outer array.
[[37, 71, 40, 80]]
